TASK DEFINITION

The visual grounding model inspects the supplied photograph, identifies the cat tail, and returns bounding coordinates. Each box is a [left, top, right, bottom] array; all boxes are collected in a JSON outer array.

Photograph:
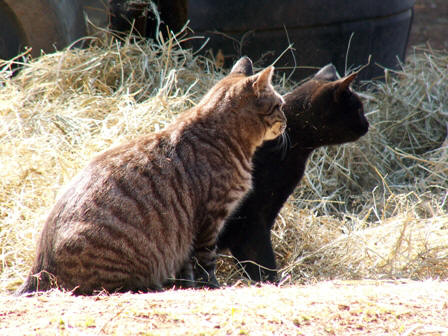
[[15, 270, 56, 296], [15, 253, 55, 295], [15, 273, 38, 296]]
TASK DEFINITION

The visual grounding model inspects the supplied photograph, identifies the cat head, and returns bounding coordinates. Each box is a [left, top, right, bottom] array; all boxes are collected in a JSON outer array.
[[200, 57, 286, 146], [232, 57, 286, 141], [283, 64, 369, 148]]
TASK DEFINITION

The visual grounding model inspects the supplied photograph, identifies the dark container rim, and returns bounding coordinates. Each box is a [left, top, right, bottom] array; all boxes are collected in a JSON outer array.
[[188, 0, 416, 32]]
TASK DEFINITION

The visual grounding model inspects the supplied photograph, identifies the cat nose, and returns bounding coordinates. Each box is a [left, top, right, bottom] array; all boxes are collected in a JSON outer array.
[[280, 101, 285, 110], [280, 118, 287, 133], [280, 106, 287, 122], [278, 112, 287, 133]]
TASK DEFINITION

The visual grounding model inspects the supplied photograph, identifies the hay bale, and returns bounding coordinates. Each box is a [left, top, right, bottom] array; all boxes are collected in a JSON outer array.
[[0, 30, 446, 293]]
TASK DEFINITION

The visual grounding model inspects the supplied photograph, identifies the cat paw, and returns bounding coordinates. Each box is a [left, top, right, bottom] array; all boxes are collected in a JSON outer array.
[[194, 273, 220, 289]]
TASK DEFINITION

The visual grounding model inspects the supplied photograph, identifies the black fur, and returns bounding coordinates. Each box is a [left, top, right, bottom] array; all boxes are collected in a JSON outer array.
[[217, 64, 369, 282]]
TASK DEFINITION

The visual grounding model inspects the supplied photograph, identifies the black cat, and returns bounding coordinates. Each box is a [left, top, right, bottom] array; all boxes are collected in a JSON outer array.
[[217, 64, 369, 282]]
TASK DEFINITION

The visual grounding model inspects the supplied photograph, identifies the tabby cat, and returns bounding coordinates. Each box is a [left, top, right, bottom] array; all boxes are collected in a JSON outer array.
[[17, 57, 286, 295], [217, 64, 369, 282]]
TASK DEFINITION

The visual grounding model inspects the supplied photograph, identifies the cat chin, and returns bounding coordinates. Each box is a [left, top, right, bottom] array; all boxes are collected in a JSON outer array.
[[352, 123, 369, 138], [361, 122, 370, 134], [264, 122, 287, 141], [335, 129, 368, 144], [264, 130, 284, 141]]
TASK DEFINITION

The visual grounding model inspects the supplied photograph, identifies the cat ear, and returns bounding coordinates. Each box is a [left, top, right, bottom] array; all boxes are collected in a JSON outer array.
[[334, 72, 358, 101], [230, 56, 254, 76], [253, 66, 274, 96], [314, 64, 340, 81]]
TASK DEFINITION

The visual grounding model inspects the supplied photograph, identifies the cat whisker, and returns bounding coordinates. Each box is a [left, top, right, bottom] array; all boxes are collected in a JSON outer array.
[[278, 130, 290, 160], [284, 132, 291, 159]]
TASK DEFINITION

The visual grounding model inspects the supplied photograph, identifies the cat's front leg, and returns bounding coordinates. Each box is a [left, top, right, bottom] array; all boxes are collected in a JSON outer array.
[[192, 244, 220, 289], [190, 214, 223, 288], [172, 259, 196, 288], [172, 249, 219, 289], [217, 201, 279, 283]]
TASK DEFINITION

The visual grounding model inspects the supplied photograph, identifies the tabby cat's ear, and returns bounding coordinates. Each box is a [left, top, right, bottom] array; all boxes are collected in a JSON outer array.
[[334, 72, 357, 101], [230, 56, 254, 76], [253, 66, 274, 96], [314, 64, 340, 81]]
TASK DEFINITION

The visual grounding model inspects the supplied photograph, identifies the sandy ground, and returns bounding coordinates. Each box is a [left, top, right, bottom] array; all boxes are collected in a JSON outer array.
[[1, 280, 447, 335]]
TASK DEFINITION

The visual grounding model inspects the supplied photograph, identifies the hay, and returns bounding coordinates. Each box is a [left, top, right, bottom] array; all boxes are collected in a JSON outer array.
[[0, 28, 446, 293]]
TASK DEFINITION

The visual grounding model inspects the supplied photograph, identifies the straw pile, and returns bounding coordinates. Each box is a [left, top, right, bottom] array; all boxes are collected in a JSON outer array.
[[0, 30, 446, 293]]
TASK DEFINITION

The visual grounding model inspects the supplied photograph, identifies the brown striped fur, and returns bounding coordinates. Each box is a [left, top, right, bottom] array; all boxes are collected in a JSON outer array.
[[17, 57, 286, 295]]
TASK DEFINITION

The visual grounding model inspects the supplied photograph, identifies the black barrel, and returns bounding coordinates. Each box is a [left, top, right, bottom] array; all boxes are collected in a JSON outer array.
[[188, 0, 416, 80], [0, 0, 107, 61]]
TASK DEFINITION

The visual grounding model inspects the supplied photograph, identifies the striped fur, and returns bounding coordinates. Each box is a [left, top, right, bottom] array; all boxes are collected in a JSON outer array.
[[17, 57, 286, 295]]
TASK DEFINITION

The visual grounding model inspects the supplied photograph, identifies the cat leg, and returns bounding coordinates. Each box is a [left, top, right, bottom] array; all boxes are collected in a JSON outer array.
[[232, 240, 277, 283], [192, 244, 220, 289], [219, 218, 278, 282], [170, 251, 218, 289], [172, 257, 196, 289], [191, 214, 223, 289]]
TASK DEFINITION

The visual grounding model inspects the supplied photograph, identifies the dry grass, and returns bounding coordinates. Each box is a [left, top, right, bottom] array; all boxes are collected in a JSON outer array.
[[0, 27, 447, 299]]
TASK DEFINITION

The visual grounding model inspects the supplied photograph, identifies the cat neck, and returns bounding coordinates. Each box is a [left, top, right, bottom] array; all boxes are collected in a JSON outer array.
[[170, 105, 261, 163]]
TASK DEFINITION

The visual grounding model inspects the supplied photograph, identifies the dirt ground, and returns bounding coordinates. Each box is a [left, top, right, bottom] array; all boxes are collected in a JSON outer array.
[[1, 281, 447, 335], [408, 0, 448, 51]]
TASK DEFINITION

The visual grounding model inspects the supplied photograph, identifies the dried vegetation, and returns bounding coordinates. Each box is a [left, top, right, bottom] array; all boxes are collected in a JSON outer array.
[[0, 30, 447, 294]]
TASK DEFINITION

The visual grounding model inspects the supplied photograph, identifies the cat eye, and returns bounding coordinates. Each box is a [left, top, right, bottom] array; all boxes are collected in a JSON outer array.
[[265, 104, 282, 116]]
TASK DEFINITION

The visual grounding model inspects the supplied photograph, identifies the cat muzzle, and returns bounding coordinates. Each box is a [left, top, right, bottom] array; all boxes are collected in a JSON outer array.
[[265, 119, 287, 140]]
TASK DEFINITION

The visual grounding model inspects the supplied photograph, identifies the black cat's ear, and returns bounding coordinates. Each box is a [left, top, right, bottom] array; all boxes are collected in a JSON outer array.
[[314, 64, 340, 81], [230, 56, 254, 76], [253, 66, 274, 96], [334, 72, 358, 101]]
